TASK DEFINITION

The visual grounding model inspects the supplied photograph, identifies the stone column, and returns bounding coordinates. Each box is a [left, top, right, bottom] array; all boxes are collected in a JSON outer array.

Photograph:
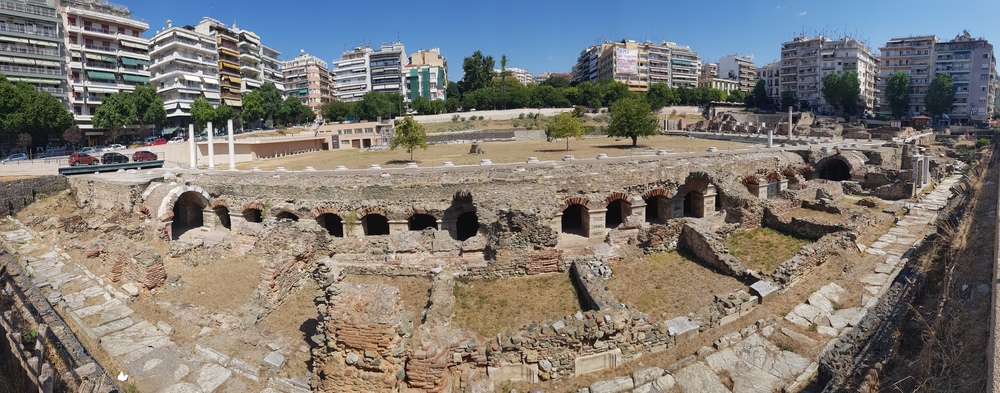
[[787, 106, 793, 142], [767, 123, 773, 148], [922, 156, 931, 187], [911, 155, 923, 189], [227, 119, 236, 170], [206, 121, 215, 169], [188, 124, 196, 168]]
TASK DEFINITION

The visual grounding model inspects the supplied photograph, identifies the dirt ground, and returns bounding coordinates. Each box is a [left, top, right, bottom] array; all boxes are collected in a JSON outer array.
[[451, 273, 581, 338], [235, 135, 752, 171], [725, 227, 811, 274], [606, 250, 747, 320], [342, 274, 432, 319]]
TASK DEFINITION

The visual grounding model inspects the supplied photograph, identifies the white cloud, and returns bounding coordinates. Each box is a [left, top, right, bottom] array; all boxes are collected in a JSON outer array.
[[798, 11, 808, 16]]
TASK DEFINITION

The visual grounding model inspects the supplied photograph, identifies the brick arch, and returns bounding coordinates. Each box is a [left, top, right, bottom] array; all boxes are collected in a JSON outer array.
[[156, 185, 212, 220], [314, 206, 341, 218], [742, 175, 762, 185], [563, 196, 589, 209], [136, 205, 151, 218], [781, 168, 800, 177], [357, 206, 387, 220], [604, 192, 632, 207], [642, 188, 673, 200], [765, 172, 783, 181], [408, 207, 441, 220], [210, 199, 228, 209], [159, 210, 173, 222], [454, 190, 473, 201], [242, 202, 264, 212]]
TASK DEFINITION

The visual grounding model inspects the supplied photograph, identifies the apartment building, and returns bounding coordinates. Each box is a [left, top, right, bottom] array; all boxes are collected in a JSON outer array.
[[370, 42, 405, 95], [534, 72, 571, 84], [876, 35, 937, 117], [194, 18, 240, 107], [148, 20, 219, 128], [571, 45, 600, 84], [596, 40, 648, 91], [718, 55, 757, 92], [61, 0, 149, 133], [665, 42, 699, 88], [700, 62, 718, 78], [0, 0, 66, 103], [757, 60, 781, 106], [282, 51, 331, 114], [932, 31, 997, 124], [332, 45, 372, 102], [697, 75, 739, 93], [406, 48, 447, 101], [495, 67, 532, 85], [260, 44, 282, 91], [779, 35, 878, 114], [647, 44, 670, 86]]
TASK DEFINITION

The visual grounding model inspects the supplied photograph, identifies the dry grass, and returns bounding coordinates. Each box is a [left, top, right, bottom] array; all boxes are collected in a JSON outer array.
[[342, 274, 433, 316], [606, 251, 746, 319], [725, 227, 811, 273], [418, 116, 609, 134], [14, 189, 79, 220], [235, 135, 752, 171], [783, 207, 846, 223], [451, 273, 580, 337], [259, 278, 320, 378]]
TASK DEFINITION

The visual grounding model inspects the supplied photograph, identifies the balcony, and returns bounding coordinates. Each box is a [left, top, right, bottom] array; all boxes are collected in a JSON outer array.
[[80, 25, 118, 39], [84, 44, 117, 55], [0, 1, 58, 19], [0, 42, 59, 58], [0, 63, 61, 76], [85, 61, 117, 70], [0, 23, 56, 38]]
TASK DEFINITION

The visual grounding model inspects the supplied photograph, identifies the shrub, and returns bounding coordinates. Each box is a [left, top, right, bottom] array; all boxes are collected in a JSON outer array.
[[518, 113, 526, 120], [451, 114, 460, 122], [976, 138, 990, 149]]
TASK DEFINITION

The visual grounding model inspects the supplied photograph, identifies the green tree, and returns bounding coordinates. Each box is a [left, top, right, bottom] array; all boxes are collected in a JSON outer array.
[[530, 85, 570, 108], [545, 112, 585, 151], [190, 96, 216, 132], [605, 96, 659, 146], [598, 78, 630, 107], [214, 104, 235, 126], [445, 97, 460, 113], [242, 90, 266, 127], [389, 116, 427, 161], [430, 99, 446, 115], [837, 71, 861, 121], [92, 91, 137, 143], [277, 97, 314, 125], [925, 73, 955, 119], [540, 76, 570, 89], [446, 82, 461, 102], [460, 51, 495, 92], [500, 54, 508, 81], [647, 83, 680, 111], [885, 72, 911, 119], [780, 90, 796, 111], [321, 100, 355, 122], [575, 81, 603, 108], [356, 91, 404, 121], [0, 76, 74, 145], [821, 72, 842, 113], [256, 82, 283, 123], [751, 80, 769, 110], [132, 85, 165, 134], [412, 95, 433, 115]]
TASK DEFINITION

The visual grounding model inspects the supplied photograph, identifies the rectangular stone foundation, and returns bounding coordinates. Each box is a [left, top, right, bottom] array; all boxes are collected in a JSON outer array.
[[574, 348, 622, 376]]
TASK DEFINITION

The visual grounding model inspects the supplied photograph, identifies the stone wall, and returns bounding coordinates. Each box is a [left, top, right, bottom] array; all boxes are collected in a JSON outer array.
[[105, 246, 167, 290], [678, 221, 750, 278], [762, 207, 850, 241], [0, 175, 67, 216]]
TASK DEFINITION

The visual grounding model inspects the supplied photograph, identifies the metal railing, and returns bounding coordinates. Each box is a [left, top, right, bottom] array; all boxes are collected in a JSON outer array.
[[0, 42, 58, 57], [0, 23, 56, 37], [0, 0, 57, 18], [0, 63, 61, 75]]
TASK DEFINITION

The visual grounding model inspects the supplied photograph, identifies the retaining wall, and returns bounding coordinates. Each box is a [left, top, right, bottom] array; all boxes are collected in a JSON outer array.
[[0, 176, 67, 216]]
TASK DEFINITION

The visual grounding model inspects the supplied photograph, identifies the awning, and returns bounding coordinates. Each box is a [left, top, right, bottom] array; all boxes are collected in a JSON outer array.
[[273, 83, 285, 91], [122, 74, 149, 83], [179, 102, 191, 109], [86, 70, 116, 81], [202, 77, 219, 85], [120, 57, 149, 66], [9, 77, 60, 85], [86, 86, 119, 94], [245, 80, 260, 88], [224, 99, 241, 106], [28, 39, 59, 48], [203, 91, 221, 99], [31, 59, 60, 67], [85, 53, 116, 62], [182, 74, 201, 83], [219, 48, 239, 58], [0, 56, 32, 65], [220, 61, 240, 70], [119, 40, 147, 50], [226, 76, 242, 84], [0, 37, 28, 44]]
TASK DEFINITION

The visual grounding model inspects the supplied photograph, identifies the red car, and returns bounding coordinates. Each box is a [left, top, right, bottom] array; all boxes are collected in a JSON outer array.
[[132, 151, 158, 162], [148, 138, 167, 146], [69, 153, 99, 166]]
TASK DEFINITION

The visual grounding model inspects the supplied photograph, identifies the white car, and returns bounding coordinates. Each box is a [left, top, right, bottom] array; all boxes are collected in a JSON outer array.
[[167, 137, 185, 144], [107, 144, 125, 151]]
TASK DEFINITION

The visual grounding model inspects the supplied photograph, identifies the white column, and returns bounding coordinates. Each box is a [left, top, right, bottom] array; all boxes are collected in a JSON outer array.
[[787, 105, 793, 142], [912, 155, 923, 189], [206, 121, 215, 169], [922, 156, 931, 186], [227, 119, 235, 170], [188, 124, 196, 168], [767, 128, 773, 148]]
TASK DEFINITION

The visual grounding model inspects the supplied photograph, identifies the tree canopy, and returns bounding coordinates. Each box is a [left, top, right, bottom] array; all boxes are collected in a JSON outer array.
[[545, 112, 586, 151], [605, 96, 659, 146], [885, 72, 910, 119], [92, 91, 137, 143], [751, 80, 770, 110], [276, 97, 316, 125], [190, 96, 216, 131], [321, 100, 356, 122], [821, 71, 861, 120], [389, 116, 427, 161], [461, 51, 495, 93], [0, 74, 74, 148], [356, 91, 404, 121], [925, 73, 955, 119]]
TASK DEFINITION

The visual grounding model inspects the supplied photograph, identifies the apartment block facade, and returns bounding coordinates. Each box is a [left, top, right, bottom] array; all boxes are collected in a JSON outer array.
[[332, 45, 372, 102], [0, 0, 66, 103], [282, 51, 331, 114], [571, 45, 600, 84], [779, 35, 878, 114], [876, 35, 937, 117], [757, 60, 781, 106], [717, 55, 757, 92], [148, 21, 219, 128], [496, 67, 532, 85], [61, 0, 148, 133], [574, 40, 701, 91], [664, 42, 699, 88], [533, 72, 571, 84], [194, 18, 240, 108], [932, 32, 997, 124], [369, 42, 405, 95], [406, 48, 447, 101]]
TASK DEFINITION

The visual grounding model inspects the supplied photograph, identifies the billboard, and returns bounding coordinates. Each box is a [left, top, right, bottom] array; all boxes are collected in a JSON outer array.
[[615, 48, 639, 75]]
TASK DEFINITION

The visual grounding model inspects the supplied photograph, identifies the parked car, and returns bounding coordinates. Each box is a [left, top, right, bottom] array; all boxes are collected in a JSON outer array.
[[38, 150, 67, 158], [148, 138, 167, 146], [77, 147, 99, 154], [107, 144, 125, 151], [144, 136, 158, 145], [69, 153, 99, 166], [132, 151, 158, 162], [1, 153, 27, 163], [100, 152, 129, 164], [167, 136, 184, 144]]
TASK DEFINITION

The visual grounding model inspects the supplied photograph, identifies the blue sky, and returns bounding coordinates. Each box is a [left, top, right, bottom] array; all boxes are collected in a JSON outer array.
[[127, 0, 1000, 81]]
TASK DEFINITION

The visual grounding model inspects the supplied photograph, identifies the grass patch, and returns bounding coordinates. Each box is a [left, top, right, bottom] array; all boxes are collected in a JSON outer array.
[[451, 274, 580, 337], [725, 227, 811, 273], [342, 274, 432, 316], [783, 207, 844, 223], [607, 251, 746, 319]]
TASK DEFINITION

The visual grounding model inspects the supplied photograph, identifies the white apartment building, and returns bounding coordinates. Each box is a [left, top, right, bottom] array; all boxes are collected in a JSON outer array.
[[495, 67, 533, 85], [148, 21, 219, 129], [571, 45, 600, 84], [664, 42, 699, 88], [718, 55, 757, 92], [61, 0, 149, 135], [876, 35, 937, 117], [780, 35, 878, 114], [369, 42, 405, 94], [260, 44, 282, 92], [0, 0, 67, 104], [332, 45, 372, 102], [757, 60, 781, 106]]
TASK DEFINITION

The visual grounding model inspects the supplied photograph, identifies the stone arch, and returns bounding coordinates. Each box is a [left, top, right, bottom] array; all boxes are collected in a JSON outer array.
[[362, 213, 390, 236], [643, 188, 673, 224], [316, 213, 343, 237], [679, 173, 716, 218], [782, 168, 803, 190], [157, 184, 212, 222], [444, 191, 479, 241], [561, 203, 589, 237], [814, 156, 853, 181], [603, 192, 632, 229], [275, 210, 300, 222], [563, 196, 590, 209], [357, 206, 387, 220], [242, 202, 263, 223], [408, 214, 438, 231], [171, 190, 210, 239]]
